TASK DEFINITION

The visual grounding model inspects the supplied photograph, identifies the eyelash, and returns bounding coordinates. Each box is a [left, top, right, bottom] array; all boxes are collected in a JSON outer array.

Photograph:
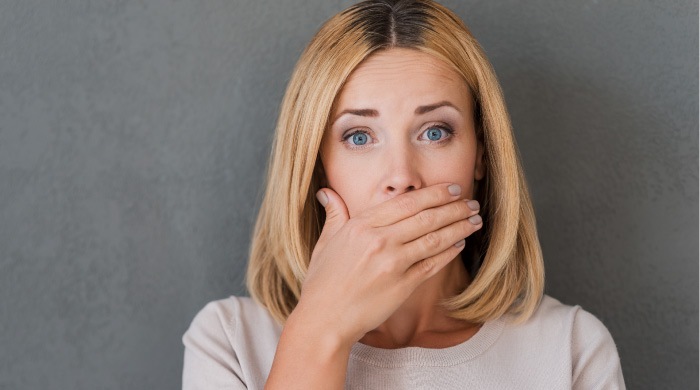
[[341, 124, 455, 150]]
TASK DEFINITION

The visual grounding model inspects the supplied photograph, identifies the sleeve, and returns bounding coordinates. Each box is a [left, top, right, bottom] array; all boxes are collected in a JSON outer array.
[[182, 301, 248, 390], [571, 307, 626, 390]]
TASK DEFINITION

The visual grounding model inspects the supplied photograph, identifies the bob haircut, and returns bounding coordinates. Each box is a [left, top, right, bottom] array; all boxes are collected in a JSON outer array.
[[246, 0, 544, 326]]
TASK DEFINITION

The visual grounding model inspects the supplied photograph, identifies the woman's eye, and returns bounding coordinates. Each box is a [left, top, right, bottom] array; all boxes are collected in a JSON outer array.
[[343, 130, 373, 147], [421, 125, 453, 142], [351, 132, 369, 145]]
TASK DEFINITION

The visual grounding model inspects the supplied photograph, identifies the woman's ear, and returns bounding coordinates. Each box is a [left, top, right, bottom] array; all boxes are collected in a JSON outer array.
[[474, 140, 485, 180]]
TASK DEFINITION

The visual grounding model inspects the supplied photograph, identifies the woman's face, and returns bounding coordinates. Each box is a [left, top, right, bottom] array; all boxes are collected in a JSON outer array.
[[320, 48, 484, 218]]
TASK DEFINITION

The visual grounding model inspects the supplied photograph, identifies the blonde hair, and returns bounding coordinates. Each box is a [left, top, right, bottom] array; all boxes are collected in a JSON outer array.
[[246, 0, 544, 326]]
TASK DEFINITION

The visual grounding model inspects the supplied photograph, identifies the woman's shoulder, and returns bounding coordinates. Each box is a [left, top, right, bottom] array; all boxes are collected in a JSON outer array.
[[499, 294, 625, 388], [189, 295, 276, 320], [502, 294, 616, 345], [184, 295, 282, 340], [182, 295, 282, 389], [522, 294, 613, 335]]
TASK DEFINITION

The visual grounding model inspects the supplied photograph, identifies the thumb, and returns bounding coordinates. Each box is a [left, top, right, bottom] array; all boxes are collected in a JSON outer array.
[[315, 188, 350, 242]]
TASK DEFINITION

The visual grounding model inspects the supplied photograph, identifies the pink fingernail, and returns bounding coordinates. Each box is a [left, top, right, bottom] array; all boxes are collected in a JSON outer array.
[[316, 190, 328, 207]]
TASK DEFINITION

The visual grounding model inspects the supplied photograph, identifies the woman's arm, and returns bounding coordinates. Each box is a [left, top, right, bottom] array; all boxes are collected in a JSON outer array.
[[264, 183, 480, 389], [264, 303, 353, 390]]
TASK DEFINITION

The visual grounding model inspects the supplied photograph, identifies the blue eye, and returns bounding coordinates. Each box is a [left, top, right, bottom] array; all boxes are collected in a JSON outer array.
[[351, 132, 369, 145], [425, 127, 445, 141]]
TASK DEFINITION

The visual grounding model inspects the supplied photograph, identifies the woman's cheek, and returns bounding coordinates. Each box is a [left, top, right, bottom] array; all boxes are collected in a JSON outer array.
[[342, 185, 368, 219], [325, 168, 363, 218], [438, 147, 478, 197]]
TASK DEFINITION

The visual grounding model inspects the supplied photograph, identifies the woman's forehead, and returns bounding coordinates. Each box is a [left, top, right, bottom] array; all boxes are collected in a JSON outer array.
[[333, 48, 471, 114]]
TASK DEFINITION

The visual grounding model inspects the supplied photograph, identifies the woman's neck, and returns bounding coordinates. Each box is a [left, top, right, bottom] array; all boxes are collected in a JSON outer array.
[[358, 255, 480, 349]]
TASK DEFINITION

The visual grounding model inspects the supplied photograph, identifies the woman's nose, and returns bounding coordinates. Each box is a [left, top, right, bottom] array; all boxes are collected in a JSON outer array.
[[382, 145, 422, 196]]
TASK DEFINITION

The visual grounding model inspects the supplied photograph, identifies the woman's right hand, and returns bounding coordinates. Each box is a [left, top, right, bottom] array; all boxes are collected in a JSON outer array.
[[266, 183, 483, 389], [293, 182, 483, 348]]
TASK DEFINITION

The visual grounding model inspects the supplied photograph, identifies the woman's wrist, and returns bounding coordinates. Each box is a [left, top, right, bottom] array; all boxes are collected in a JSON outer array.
[[284, 301, 356, 353], [265, 306, 352, 390]]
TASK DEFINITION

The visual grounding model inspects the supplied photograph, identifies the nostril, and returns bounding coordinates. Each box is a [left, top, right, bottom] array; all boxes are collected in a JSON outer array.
[[387, 186, 416, 193], [386, 185, 417, 193]]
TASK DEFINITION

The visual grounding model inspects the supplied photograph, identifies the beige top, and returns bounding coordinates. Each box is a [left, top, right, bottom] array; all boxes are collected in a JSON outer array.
[[182, 294, 625, 389]]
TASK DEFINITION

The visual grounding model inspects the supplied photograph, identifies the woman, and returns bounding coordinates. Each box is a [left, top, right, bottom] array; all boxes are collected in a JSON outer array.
[[182, 1, 625, 389]]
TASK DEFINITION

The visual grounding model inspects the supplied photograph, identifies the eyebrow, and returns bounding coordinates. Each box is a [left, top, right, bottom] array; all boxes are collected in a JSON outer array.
[[415, 101, 460, 115], [331, 100, 460, 124]]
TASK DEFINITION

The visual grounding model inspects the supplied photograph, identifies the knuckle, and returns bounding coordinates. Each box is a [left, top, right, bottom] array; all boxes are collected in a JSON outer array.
[[415, 209, 435, 228], [396, 196, 418, 215], [420, 257, 436, 273], [366, 234, 388, 254], [448, 198, 468, 218], [422, 231, 442, 250], [377, 257, 398, 275]]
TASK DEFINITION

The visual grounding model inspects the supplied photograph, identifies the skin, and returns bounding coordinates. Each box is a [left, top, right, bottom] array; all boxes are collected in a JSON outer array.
[[265, 48, 486, 389]]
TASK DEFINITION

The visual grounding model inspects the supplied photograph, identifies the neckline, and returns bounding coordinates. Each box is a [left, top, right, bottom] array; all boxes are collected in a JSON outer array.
[[349, 316, 505, 367]]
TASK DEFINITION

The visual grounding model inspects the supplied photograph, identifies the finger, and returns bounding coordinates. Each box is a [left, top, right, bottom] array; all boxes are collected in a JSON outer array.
[[389, 198, 480, 244], [315, 188, 350, 247], [360, 183, 463, 228], [403, 238, 468, 286], [398, 214, 482, 272]]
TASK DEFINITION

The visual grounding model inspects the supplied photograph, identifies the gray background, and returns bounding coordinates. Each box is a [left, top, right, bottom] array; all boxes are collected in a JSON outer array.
[[0, 0, 696, 389]]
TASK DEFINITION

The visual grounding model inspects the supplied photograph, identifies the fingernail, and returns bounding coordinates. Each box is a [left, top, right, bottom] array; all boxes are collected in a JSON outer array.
[[466, 200, 480, 211], [316, 190, 328, 207], [448, 184, 461, 196], [454, 239, 466, 248], [468, 214, 482, 225]]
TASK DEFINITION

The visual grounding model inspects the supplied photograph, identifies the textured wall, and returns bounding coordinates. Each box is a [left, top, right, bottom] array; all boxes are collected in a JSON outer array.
[[0, 1, 696, 389]]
